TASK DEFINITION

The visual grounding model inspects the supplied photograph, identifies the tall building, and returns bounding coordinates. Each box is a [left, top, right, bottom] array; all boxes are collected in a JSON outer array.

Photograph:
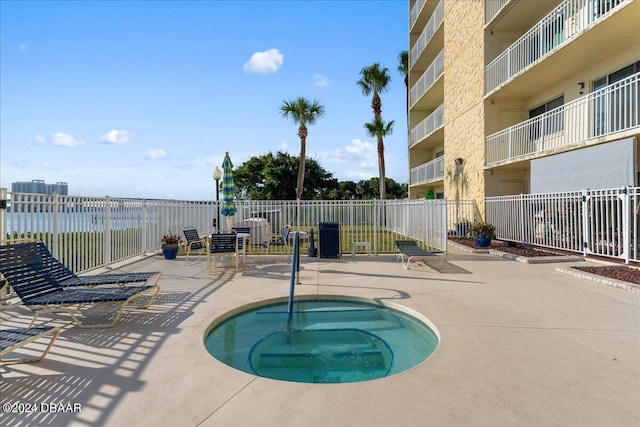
[[11, 180, 68, 195], [408, 0, 639, 216]]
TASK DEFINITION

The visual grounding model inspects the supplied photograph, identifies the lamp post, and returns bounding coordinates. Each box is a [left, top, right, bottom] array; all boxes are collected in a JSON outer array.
[[213, 166, 222, 233]]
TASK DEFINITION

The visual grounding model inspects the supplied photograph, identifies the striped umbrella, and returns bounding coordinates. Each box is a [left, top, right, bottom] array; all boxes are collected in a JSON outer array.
[[220, 152, 236, 225]]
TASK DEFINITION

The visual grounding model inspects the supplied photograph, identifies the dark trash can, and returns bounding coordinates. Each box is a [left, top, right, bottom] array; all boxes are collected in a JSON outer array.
[[318, 222, 341, 259]]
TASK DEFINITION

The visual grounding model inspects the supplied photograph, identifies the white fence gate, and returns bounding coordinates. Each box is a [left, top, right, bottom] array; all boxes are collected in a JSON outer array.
[[486, 187, 639, 263]]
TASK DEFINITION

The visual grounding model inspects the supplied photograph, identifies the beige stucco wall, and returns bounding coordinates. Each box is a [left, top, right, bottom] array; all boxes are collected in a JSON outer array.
[[442, 0, 486, 219]]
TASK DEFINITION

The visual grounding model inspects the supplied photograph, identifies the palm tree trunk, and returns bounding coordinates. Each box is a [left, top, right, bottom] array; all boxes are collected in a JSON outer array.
[[372, 93, 382, 119], [377, 135, 386, 201], [297, 132, 307, 200]]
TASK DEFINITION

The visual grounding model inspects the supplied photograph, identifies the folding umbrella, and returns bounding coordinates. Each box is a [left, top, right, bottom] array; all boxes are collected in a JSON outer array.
[[220, 152, 237, 228]]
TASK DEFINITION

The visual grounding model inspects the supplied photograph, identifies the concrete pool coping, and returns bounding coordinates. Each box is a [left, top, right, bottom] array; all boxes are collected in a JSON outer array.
[[1, 249, 639, 426]]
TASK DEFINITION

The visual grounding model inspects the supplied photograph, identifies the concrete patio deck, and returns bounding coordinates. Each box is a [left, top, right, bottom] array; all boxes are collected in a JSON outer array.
[[1, 248, 639, 427]]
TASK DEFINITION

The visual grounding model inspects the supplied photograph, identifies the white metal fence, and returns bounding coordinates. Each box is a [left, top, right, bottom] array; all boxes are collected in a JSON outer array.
[[486, 72, 639, 165], [486, 0, 629, 95], [486, 186, 639, 263], [1, 189, 466, 273]]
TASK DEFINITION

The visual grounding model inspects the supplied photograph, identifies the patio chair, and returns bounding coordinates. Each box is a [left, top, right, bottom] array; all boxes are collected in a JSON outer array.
[[267, 226, 290, 255], [0, 242, 161, 328], [232, 226, 251, 258], [1, 326, 61, 364], [183, 226, 208, 265], [394, 240, 444, 271], [207, 232, 239, 273], [3, 241, 161, 288]]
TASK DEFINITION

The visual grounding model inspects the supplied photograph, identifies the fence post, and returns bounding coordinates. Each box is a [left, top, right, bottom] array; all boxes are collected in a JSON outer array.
[[105, 196, 112, 267], [519, 193, 526, 243], [581, 189, 589, 257], [622, 187, 630, 264], [52, 193, 60, 258], [142, 199, 147, 254], [0, 188, 6, 245], [373, 200, 378, 255]]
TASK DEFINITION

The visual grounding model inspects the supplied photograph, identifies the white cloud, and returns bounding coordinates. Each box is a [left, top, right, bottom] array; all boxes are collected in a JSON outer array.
[[314, 139, 378, 181], [146, 149, 166, 160], [34, 134, 46, 144], [19, 43, 27, 51], [311, 73, 329, 87], [243, 48, 283, 74], [99, 129, 134, 144], [52, 132, 85, 147], [278, 142, 290, 152]]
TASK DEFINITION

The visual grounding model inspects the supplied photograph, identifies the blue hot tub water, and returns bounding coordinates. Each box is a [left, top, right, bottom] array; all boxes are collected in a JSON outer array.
[[204, 299, 439, 384]]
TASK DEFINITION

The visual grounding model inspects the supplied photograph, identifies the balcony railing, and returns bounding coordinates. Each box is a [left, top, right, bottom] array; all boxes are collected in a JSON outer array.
[[486, 72, 639, 165], [410, 49, 444, 108], [485, 0, 510, 24], [409, 0, 444, 69], [410, 104, 444, 148], [410, 0, 426, 30], [410, 155, 445, 185], [486, 0, 629, 95]]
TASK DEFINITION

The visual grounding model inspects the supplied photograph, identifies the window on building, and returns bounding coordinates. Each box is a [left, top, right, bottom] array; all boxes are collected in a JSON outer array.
[[592, 61, 640, 136], [529, 95, 564, 141]]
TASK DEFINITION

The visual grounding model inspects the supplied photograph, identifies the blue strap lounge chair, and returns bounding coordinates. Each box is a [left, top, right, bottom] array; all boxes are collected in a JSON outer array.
[[1, 326, 61, 364], [0, 243, 160, 328], [16, 241, 161, 287], [394, 240, 444, 270]]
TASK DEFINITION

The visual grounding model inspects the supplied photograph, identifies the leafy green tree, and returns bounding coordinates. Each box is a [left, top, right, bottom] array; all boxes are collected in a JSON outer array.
[[234, 152, 337, 200], [364, 117, 394, 200], [279, 97, 325, 200], [357, 63, 391, 200]]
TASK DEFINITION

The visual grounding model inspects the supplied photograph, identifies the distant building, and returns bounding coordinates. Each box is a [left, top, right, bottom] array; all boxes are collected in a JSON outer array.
[[11, 180, 68, 195]]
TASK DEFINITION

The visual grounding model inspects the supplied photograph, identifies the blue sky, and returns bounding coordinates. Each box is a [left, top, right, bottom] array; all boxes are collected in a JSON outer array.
[[1, 0, 408, 200]]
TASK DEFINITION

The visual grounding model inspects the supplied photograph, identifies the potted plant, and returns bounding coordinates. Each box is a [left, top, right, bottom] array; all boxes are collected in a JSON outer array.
[[470, 222, 495, 247], [161, 232, 182, 260]]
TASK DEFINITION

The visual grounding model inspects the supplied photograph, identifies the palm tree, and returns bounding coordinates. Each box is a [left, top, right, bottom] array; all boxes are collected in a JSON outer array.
[[397, 51, 409, 114], [357, 62, 391, 200], [279, 97, 325, 200], [357, 62, 391, 119], [364, 117, 394, 200]]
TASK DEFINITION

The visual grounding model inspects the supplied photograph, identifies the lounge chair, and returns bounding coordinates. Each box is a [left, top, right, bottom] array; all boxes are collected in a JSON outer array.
[[207, 232, 239, 273], [0, 243, 160, 328], [394, 240, 444, 270], [1, 241, 161, 287], [183, 226, 208, 265], [1, 326, 61, 364]]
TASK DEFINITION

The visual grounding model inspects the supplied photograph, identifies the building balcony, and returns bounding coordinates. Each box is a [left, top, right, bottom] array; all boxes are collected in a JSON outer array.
[[410, 49, 444, 110], [410, 104, 444, 149], [410, 156, 445, 186], [485, 0, 634, 98], [410, 0, 444, 70], [485, 0, 510, 25], [410, 0, 439, 34], [486, 72, 639, 166]]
